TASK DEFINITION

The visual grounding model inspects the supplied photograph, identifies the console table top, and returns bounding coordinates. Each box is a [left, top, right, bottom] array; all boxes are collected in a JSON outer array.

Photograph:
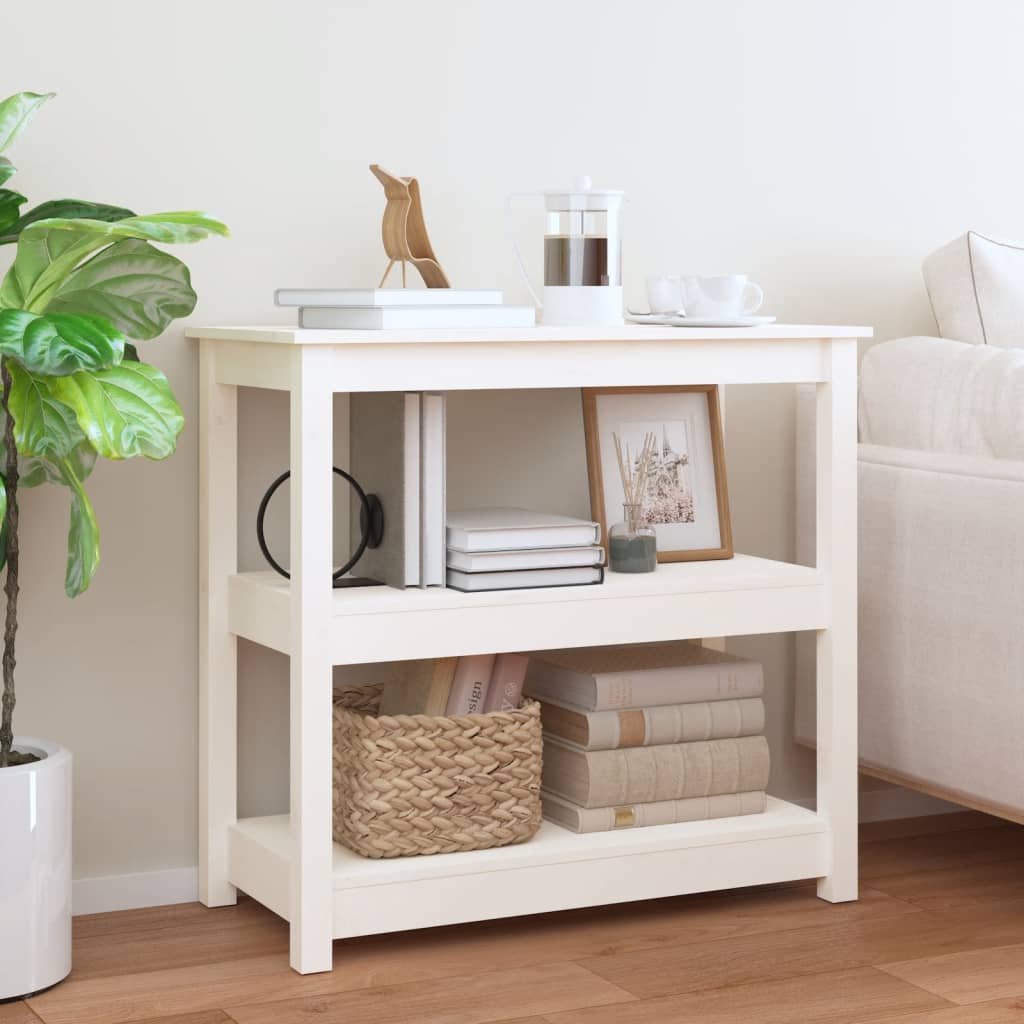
[[187, 323, 872, 346]]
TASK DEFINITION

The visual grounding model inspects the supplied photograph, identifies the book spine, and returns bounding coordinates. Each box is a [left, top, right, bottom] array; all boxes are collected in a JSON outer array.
[[540, 698, 765, 750], [592, 661, 764, 710], [542, 735, 771, 808], [446, 654, 496, 714], [379, 657, 457, 717], [482, 653, 530, 712], [542, 791, 767, 833]]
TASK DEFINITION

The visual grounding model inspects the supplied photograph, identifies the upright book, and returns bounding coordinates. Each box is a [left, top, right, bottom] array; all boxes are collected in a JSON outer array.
[[482, 653, 530, 712], [538, 695, 766, 751], [524, 641, 764, 711], [541, 735, 771, 808], [379, 658, 457, 716], [542, 790, 768, 833], [445, 655, 495, 714], [349, 392, 420, 588], [447, 508, 601, 552], [419, 393, 446, 588], [276, 288, 504, 307]]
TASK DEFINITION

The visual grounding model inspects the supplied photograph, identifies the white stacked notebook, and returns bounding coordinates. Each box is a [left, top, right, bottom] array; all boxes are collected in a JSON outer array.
[[445, 508, 604, 593], [276, 288, 504, 307], [275, 288, 534, 330]]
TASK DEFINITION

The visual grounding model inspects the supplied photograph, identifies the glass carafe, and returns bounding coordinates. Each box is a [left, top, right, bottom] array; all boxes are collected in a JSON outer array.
[[509, 175, 624, 326]]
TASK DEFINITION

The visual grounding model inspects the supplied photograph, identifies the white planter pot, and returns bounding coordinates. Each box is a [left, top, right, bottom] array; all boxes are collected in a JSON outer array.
[[0, 737, 71, 1000]]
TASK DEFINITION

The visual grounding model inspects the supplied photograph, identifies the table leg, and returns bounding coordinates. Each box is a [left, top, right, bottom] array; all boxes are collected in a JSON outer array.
[[288, 346, 335, 972], [815, 339, 859, 903]]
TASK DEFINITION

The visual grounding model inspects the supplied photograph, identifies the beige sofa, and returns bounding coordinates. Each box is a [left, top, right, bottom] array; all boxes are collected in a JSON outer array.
[[797, 232, 1024, 823]]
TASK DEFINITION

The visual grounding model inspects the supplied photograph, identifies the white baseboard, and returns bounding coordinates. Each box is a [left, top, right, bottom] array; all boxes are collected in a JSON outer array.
[[72, 866, 198, 917]]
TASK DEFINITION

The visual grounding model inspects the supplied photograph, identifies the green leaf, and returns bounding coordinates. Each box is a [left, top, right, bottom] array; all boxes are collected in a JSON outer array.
[[123, 342, 140, 362], [0, 211, 228, 313], [0, 92, 53, 155], [50, 360, 183, 460], [0, 199, 134, 246], [60, 457, 99, 597], [0, 310, 124, 375], [0, 310, 36, 350], [20, 438, 96, 488], [0, 158, 14, 187], [0, 189, 27, 233], [6, 361, 83, 458], [47, 239, 196, 340]]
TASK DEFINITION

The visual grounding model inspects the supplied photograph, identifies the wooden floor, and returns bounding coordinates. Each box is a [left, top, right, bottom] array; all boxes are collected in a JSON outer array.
[[6, 811, 1024, 1024]]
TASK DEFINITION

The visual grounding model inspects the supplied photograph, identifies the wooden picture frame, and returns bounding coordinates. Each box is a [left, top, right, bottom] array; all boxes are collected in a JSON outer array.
[[582, 385, 733, 562]]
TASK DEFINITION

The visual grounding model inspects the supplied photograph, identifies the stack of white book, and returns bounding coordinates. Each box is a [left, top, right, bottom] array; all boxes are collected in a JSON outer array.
[[445, 508, 605, 593], [275, 288, 535, 329]]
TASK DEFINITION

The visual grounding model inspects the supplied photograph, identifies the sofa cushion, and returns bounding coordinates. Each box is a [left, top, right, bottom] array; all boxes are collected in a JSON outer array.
[[923, 232, 1024, 347]]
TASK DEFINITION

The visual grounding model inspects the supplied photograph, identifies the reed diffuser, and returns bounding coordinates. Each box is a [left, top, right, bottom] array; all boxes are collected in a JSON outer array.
[[608, 431, 658, 573]]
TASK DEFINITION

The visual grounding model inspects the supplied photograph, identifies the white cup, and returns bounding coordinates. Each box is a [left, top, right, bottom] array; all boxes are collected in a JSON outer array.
[[646, 274, 685, 314], [680, 274, 764, 318]]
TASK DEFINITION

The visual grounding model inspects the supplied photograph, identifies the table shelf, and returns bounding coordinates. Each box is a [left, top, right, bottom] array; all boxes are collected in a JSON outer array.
[[228, 554, 827, 664], [228, 798, 829, 940]]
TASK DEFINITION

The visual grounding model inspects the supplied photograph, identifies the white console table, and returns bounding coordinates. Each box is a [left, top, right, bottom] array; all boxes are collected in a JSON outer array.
[[190, 323, 868, 975]]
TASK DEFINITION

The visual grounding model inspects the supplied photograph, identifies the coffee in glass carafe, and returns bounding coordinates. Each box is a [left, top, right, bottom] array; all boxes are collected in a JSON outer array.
[[511, 175, 624, 326]]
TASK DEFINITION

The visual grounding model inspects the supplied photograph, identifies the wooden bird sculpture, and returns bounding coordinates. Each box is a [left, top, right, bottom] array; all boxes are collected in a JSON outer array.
[[370, 164, 451, 289]]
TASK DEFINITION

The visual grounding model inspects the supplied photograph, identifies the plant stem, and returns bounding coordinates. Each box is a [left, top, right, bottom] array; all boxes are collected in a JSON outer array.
[[0, 358, 19, 768]]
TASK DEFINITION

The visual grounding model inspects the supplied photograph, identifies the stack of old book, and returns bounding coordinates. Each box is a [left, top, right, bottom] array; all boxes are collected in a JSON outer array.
[[523, 641, 770, 833]]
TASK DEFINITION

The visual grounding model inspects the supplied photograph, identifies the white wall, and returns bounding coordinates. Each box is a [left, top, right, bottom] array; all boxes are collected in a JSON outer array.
[[4, 0, 1020, 895]]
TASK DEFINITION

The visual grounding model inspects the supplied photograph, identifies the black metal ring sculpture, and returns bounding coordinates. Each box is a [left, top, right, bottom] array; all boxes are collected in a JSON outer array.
[[256, 467, 383, 586]]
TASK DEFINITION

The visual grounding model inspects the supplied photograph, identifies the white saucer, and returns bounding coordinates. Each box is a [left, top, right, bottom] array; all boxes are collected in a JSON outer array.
[[626, 313, 777, 328]]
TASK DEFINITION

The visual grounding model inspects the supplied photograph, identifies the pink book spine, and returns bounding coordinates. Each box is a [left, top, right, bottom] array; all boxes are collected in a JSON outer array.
[[482, 653, 530, 712], [445, 654, 496, 714]]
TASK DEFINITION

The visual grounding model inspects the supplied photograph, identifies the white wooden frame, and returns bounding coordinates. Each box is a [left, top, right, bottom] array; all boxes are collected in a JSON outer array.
[[192, 323, 867, 974]]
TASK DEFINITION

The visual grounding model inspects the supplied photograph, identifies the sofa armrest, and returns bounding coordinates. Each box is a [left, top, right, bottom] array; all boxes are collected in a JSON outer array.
[[859, 336, 1024, 460], [794, 441, 1024, 814]]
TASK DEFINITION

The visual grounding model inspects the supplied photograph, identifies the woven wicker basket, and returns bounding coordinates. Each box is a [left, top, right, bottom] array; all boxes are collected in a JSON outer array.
[[332, 686, 543, 859]]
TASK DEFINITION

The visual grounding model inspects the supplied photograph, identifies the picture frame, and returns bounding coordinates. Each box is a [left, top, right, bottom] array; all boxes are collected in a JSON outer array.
[[582, 385, 733, 562]]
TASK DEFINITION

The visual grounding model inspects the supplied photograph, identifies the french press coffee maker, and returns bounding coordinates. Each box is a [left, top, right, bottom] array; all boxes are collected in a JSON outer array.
[[510, 175, 624, 326]]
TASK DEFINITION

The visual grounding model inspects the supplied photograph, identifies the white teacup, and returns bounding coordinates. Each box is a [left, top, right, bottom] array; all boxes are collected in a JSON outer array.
[[680, 274, 764, 318], [646, 274, 685, 315]]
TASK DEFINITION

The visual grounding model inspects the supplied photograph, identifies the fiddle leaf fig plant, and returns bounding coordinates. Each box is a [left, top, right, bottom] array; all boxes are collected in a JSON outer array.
[[0, 91, 228, 767]]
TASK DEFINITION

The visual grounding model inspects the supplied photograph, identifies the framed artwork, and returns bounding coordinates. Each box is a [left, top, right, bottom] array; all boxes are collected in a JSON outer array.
[[582, 385, 733, 562]]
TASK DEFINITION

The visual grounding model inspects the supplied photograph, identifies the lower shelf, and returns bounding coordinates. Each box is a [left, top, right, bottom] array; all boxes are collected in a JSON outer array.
[[228, 797, 831, 939]]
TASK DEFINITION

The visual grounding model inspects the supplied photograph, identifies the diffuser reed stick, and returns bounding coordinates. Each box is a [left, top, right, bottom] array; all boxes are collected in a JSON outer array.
[[613, 430, 657, 507]]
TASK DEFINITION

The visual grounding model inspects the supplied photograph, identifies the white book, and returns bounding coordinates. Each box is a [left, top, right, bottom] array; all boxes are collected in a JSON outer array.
[[446, 546, 605, 573], [420, 393, 446, 588], [299, 305, 535, 330], [276, 288, 503, 307], [447, 508, 602, 553], [403, 394, 420, 587], [446, 565, 604, 593], [349, 393, 420, 588]]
